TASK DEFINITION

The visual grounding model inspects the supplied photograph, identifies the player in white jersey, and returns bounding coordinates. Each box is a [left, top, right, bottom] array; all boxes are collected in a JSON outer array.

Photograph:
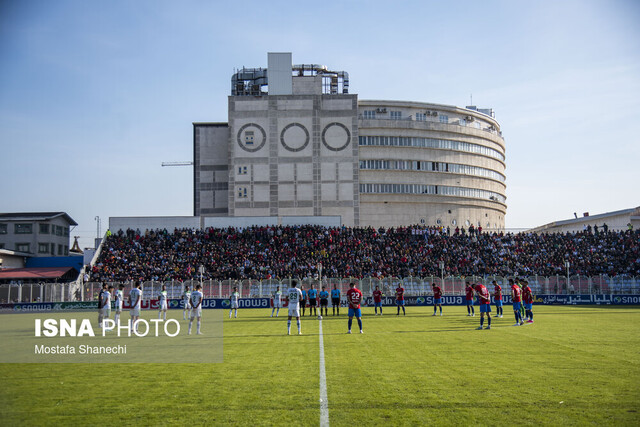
[[158, 284, 168, 321], [97, 283, 109, 328], [271, 286, 282, 317], [182, 285, 191, 320], [114, 284, 124, 326], [286, 280, 303, 335], [104, 285, 114, 326], [129, 281, 142, 333], [188, 284, 203, 335], [229, 286, 239, 318]]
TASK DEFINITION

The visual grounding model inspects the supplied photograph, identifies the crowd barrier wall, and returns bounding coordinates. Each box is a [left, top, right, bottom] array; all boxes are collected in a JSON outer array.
[[2, 275, 639, 304]]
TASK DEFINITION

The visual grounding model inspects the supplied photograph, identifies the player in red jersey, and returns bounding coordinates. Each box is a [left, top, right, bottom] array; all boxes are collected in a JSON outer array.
[[346, 282, 364, 334], [472, 283, 492, 330], [395, 284, 406, 316], [510, 279, 524, 326], [431, 283, 443, 316], [465, 282, 475, 316], [522, 280, 534, 323], [493, 280, 503, 318], [372, 285, 383, 315]]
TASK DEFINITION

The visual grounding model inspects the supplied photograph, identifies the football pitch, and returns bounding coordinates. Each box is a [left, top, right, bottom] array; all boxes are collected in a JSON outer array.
[[1, 305, 639, 426]]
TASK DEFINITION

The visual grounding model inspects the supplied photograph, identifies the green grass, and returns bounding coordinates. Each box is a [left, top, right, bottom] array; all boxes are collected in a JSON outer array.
[[1, 305, 639, 426]]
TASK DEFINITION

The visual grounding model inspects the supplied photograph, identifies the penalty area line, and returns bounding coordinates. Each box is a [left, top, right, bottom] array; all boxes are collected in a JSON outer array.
[[319, 318, 329, 426]]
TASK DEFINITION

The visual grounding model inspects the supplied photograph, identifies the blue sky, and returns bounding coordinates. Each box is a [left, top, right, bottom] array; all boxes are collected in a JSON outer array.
[[1, 0, 639, 249]]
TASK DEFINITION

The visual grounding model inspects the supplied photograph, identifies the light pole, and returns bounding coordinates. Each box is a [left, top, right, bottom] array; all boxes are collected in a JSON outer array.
[[565, 261, 570, 294], [439, 261, 445, 293], [94, 216, 101, 249]]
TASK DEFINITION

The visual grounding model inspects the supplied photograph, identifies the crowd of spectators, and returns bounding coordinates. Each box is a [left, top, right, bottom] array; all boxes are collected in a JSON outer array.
[[89, 226, 640, 282]]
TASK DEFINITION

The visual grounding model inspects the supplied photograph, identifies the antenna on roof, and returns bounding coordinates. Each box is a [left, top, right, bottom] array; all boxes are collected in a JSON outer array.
[[470, 94, 473, 106]]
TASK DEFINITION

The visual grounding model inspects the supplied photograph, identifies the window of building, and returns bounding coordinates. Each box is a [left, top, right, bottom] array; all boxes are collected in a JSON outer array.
[[244, 131, 254, 145], [416, 113, 426, 121], [55, 226, 63, 236], [237, 187, 248, 199], [452, 219, 457, 226], [39, 223, 50, 234], [0, 243, 4, 249], [390, 111, 402, 120], [65, 246, 69, 256], [459, 118, 467, 126], [0, 223, 6, 234], [465, 220, 471, 227], [363, 110, 376, 119], [50, 243, 55, 255], [238, 166, 248, 175], [439, 115, 449, 124], [58, 244, 63, 255], [15, 223, 32, 234], [64, 227, 69, 237], [16, 243, 30, 253], [38, 243, 49, 254], [358, 136, 505, 161]]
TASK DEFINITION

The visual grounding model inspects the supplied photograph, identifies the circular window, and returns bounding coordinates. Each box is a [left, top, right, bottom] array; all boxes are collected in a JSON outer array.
[[321, 122, 351, 151], [452, 219, 457, 226], [465, 220, 470, 227], [436, 219, 442, 225], [420, 218, 426, 224], [236, 123, 266, 152], [280, 123, 310, 152]]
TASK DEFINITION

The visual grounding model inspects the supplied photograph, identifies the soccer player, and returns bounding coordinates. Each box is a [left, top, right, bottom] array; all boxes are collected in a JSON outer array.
[[493, 280, 503, 318], [229, 286, 239, 318], [516, 279, 526, 319], [372, 285, 383, 315], [331, 284, 341, 316], [346, 282, 364, 334], [395, 283, 406, 316], [182, 285, 191, 320], [472, 283, 492, 330], [105, 285, 114, 325], [319, 286, 329, 317], [307, 284, 318, 317], [522, 280, 534, 323], [432, 283, 443, 316], [465, 282, 475, 316], [271, 286, 282, 317], [286, 280, 303, 335], [158, 284, 168, 321], [511, 279, 524, 326], [97, 283, 108, 328], [300, 285, 307, 317], [189, 284, 203, 335], [129, 281, 142, 333], [114, 284, 124, 326]]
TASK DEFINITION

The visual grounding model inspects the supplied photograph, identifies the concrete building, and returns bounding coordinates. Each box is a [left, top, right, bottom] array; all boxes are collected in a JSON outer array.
[[0, 212, 77, 257], [529, 207, 640, 234], [194, 53, 506, 230]]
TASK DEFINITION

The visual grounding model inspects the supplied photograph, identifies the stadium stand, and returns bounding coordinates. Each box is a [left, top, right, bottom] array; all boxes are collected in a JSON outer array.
[[89, 226, 640, 282]]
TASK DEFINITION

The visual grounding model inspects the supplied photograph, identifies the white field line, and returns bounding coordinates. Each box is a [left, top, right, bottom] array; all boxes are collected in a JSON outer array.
[[319, 318, 329, 426]]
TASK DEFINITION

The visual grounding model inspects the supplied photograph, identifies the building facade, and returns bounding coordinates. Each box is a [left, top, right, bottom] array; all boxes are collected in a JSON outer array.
[[194, 53, 506, 230], [358, 100, 506, 230], [0, 212, 77, 257]]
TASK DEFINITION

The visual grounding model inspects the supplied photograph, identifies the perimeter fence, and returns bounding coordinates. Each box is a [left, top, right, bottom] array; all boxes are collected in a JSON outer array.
[[2, 275, 639, 303]]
